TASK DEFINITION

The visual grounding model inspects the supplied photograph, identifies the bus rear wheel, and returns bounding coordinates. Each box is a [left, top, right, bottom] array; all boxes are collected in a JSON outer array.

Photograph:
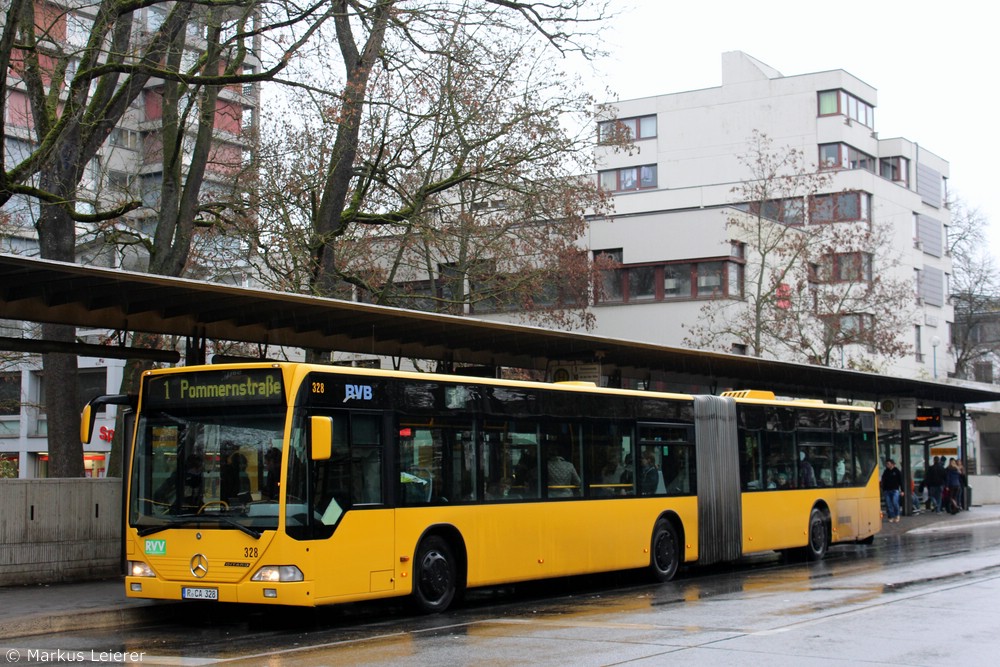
[[801, 508, 829, 561], [412, 536, 457, 613], [649, 518, 680, 582]]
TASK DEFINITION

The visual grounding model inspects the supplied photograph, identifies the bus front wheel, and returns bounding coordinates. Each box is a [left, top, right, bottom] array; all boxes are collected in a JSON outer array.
[[801, 508, 829, 561], [412, 536, 457, 613], [649, 518, 680, 582]]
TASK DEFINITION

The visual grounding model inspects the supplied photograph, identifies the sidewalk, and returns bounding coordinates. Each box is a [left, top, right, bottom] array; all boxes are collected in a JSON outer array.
[[878, 501, 1000, 536], [3, 504, 1000, 639], [0, 578, 179, 639]]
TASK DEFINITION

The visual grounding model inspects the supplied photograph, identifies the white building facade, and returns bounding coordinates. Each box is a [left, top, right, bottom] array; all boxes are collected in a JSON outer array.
[[583, 51, 952, 381]]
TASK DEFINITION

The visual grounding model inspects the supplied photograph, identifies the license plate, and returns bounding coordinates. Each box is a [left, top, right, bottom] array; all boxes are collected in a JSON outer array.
[[182, 587, 218, 600]]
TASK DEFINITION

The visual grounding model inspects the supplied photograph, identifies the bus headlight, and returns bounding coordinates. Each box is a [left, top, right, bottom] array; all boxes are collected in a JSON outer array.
[[251, 565, 304, 582], [128, 561, 155, 577]]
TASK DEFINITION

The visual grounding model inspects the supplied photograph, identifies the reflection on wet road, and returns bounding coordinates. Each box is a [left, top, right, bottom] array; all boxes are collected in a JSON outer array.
[[10, 521, 1000, 665]]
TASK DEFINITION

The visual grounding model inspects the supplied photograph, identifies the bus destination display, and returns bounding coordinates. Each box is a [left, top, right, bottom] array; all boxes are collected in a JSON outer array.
[[144, 368, 285, 409]]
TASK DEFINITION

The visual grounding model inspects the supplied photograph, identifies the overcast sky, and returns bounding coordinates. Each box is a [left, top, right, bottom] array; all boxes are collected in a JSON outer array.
[[576, 0, 1000, 254]]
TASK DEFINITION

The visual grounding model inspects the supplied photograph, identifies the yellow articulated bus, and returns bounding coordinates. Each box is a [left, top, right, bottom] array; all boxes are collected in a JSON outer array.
[[81, 363, 881, 612]]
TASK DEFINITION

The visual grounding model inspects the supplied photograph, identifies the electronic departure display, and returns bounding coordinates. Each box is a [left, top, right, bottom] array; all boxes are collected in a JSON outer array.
[[144, 368, 285, 409]]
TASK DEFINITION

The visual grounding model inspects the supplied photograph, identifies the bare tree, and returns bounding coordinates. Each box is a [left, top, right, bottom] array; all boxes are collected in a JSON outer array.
[[948, 197, 1000, 381], [240, 0, 615, 331], [685, 132, 831, 357], [686, 132, 914, 370], [772, 218, 915, 370], [1, 0, 334, 475], [276, 0, 610, 300]]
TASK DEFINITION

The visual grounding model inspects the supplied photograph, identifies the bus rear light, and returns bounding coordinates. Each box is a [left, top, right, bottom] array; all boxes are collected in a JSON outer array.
[[251, 565, 303, 582], [128, 561, 155, 578]]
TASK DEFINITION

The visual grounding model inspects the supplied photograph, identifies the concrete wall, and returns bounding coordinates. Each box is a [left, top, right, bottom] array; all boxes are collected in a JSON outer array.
[[0, 479, 121, 586], [970, 475, 1000, 505]]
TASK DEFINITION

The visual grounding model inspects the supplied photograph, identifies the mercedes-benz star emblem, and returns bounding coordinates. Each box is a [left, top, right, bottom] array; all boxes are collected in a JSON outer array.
[[190, 553, 209, 578]]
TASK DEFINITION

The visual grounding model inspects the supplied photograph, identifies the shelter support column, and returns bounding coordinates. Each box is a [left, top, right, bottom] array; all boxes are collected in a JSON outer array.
[[901, 421, 912, 516]]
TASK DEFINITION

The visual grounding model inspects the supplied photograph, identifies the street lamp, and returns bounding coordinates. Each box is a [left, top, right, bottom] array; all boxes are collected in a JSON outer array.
[[931, 336, 940, 379]]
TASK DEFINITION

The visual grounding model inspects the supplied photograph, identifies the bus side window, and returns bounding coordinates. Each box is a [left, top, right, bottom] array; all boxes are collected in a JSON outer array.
[[664, 444, 696, 495], [587, 421, 633, 498], [542, 422, 582, 498], [739, 431, 762, 490], [763, 430, 794, 490], [483, 430, 512, 500]]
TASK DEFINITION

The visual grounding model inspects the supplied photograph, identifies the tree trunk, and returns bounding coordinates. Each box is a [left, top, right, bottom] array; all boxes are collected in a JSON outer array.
[[40, 326, 83, 477]]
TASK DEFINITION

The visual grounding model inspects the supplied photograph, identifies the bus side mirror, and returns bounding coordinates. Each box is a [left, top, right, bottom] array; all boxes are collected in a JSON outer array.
[[310, 416, 332, 461], [80, 394, 135, 445], [80, 404, 95, 444]]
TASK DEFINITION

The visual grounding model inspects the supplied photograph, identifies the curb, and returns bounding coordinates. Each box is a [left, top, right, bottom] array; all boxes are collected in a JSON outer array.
[[2, 602, 181, 639]]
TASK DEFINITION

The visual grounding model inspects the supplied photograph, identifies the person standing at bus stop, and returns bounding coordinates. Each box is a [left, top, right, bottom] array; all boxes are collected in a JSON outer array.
[[881, 458, 903, 523], [925, 456, 946, 513], [945, 458, 962, 514]]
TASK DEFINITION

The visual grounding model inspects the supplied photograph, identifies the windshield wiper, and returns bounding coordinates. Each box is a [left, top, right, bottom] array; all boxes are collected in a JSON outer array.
[[136, 515, 262, 539], [220, 517, 262, 539]]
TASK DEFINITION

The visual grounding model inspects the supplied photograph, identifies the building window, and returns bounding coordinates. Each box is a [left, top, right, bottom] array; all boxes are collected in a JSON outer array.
[[879, 157, 909, 186], [747, 198, 805, 225], [105, 170, 134, 193], [810, 192, 870, 224], [820, 252, 872, 283], [0, 372, 20, 417], [242, 64, 256, 96], [628, 265, 657, 301], [662, 263, 692, 299], [598, 115, 657, 143], [818, 143, 875, 173], [38, 368, 108, 416], [822, 313, 875, 344], [973, 361, 994, 384], [914, 325, 923, 362], [109, 128, 140, 150], [817, 89, 874, 128], [598, 165, 657, 192], [596, 257, 743, 304], [595, 249, 624, 302], [696, 262, 724, 296]]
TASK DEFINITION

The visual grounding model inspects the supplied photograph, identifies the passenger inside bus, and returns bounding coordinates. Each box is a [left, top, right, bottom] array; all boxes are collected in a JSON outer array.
[[639, 450, 662, 495], [220, 443, 252, 503], [182, 454, 205, 507], [485, 477, 514, 499], [262, 447, 281, 500], [547, 448, 581, 497], [797, 450, 816, 488], [513, 450, 538, 497]]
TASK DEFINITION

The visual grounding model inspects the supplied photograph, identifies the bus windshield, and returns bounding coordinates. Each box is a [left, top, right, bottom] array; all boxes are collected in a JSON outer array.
[[129, 407, 286, 535]]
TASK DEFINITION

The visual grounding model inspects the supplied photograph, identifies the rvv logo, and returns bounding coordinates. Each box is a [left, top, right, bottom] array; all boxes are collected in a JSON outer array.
[[145, 539, 167, 556]]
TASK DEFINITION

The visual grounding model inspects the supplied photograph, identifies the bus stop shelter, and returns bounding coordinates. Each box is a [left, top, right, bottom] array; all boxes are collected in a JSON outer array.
[[2, 253, 999, 512]]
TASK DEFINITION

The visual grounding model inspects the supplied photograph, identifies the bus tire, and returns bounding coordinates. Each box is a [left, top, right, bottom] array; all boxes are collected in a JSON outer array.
[[412, 535, 458, 613], [649, 518, 680, 582], [801, 508, 829, 561]]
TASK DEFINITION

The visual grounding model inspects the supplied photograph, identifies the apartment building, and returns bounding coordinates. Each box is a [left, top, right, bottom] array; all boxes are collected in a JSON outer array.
[[586, 51, 952, 381], [1, 2, 260, 477]]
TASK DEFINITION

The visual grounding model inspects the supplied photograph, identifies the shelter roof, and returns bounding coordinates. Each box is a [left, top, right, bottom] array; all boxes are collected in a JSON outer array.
[[2, 253, 999, 407]]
